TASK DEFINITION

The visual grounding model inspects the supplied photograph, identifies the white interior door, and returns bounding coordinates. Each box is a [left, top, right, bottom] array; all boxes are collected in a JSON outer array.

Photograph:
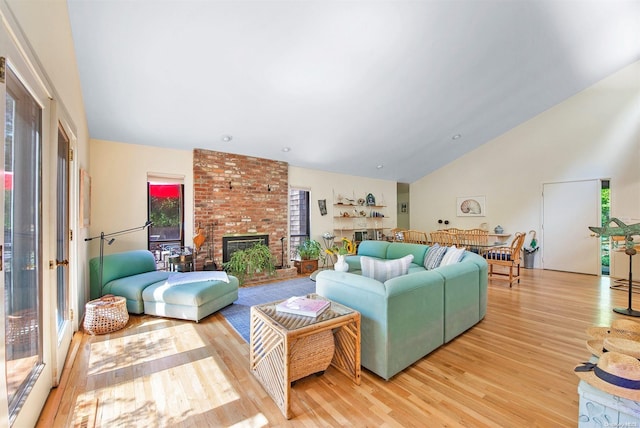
[[542, 180, 600, 275]]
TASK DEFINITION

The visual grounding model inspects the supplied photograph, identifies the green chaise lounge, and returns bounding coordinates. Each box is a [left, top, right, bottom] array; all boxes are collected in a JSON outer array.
[[89, 250, 239, 322]]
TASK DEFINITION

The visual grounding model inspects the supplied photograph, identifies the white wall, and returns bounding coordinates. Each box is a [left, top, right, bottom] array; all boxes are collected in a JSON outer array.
[[289, 166, 397, 243], [88, 139, 194, 257], [410, 61, 640, 268]]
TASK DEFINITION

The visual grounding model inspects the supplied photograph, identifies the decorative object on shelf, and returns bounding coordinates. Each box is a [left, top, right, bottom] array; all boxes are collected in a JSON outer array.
[[589, 218, 640, 317], [494, 225, 504, 234], [357, 198, 365, 206], [318, 199, 327, 216], [366, 193, 376, 206], [456, 196, 486, 217]]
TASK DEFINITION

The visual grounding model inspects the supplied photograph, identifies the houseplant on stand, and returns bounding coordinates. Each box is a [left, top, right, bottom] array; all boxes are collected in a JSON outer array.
[[295, 239, 322, 274]]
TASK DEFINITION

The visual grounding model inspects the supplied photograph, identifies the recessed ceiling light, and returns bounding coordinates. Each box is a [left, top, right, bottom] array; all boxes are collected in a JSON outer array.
[[221, 135, 233, 142], [376, 164, 384, 169], [452, 134, 462, 140], [282, 147, 291, 152]]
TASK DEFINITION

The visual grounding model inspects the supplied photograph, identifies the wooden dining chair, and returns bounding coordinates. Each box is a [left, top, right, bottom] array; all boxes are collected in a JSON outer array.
[[403, 230, 429, 244], [484, 232, 526, 287], [458, 229, 489, 253], [429, 231, 459, 247], [390, 228, 407, 242]]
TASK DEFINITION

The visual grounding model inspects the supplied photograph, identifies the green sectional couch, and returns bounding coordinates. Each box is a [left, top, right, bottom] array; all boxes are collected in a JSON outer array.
[[89, 250, 239, 322], [315, 240, 487, 380]]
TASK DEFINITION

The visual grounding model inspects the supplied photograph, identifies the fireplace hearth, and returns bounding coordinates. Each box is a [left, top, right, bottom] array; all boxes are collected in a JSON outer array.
[[222, 234, 269, 263]]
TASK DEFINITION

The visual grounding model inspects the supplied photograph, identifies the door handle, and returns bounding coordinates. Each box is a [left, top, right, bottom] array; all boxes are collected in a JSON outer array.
[[56, 259, 69, 266]]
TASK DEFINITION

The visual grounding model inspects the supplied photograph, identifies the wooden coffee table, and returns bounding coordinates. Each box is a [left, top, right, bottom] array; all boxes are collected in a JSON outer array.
[[249, 293, 361, 419]]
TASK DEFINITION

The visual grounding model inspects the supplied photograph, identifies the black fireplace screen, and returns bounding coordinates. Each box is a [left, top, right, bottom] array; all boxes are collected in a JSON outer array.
[[222, 234, 269, 263]]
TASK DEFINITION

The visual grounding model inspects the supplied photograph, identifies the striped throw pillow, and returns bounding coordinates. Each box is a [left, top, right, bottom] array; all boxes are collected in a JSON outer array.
[[424, 244, 448, 270], [361, 254, 414, 283], [440, 245, 466, 266]]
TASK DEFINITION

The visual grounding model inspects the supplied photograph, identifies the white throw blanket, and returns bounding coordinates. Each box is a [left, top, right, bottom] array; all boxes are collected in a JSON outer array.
[[166, 271, 229, 286]]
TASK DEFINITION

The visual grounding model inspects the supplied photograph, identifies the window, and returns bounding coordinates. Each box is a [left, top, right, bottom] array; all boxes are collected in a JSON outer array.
[[147, 180, 185, 258], [289, 188, 310, 260]]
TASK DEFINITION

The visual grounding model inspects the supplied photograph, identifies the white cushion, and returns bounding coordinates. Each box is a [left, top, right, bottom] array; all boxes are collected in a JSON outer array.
[[361, 254, 414, 283], [440, 245, 466, 266]]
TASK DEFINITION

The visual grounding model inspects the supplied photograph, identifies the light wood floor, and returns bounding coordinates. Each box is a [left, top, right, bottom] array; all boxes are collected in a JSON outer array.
[[37, 268, 626, 427]]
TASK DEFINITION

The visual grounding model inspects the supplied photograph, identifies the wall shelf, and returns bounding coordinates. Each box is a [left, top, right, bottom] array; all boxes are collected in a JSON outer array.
[[332, 198, 390, 242]]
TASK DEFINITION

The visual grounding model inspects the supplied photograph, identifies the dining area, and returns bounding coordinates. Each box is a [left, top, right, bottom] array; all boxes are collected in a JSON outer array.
[[390, 228, 527, 287]]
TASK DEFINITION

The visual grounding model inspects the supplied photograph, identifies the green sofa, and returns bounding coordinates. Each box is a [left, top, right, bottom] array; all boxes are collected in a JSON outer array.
[[315, 240, 487, 380], [89, 250, 239, 322]]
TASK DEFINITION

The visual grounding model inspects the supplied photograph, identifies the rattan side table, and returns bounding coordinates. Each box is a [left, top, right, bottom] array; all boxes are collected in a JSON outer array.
[[249, 294, 361, 419]]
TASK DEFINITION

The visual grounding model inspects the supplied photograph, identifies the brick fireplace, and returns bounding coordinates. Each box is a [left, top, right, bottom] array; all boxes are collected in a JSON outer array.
[[193, 149, 288, 271]]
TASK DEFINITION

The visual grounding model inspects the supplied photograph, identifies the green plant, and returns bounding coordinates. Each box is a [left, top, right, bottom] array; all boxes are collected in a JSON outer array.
[[222, 243, 276, 283], [296, 239, 322, 260]]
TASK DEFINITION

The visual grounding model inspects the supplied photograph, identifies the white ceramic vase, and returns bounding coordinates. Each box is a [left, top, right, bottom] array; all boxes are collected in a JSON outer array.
[[334, 254, 349, 272]]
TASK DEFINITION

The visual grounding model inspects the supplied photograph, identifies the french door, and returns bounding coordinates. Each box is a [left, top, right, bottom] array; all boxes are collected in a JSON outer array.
[[0, 6, 56, 425], [55, 122, 73, 384], [3, 60, 45, 422]]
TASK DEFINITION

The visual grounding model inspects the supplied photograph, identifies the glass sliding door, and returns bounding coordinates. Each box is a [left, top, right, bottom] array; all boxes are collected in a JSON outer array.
[[56, 124, 69, 333], [4, 65, 43, 418]]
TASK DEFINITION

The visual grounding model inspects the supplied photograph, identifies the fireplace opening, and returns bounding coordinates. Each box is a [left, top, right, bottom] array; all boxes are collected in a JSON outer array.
[[222, 234, 269, 263]]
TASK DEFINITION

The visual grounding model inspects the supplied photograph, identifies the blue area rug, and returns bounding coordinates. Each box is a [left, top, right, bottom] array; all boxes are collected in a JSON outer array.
[[219, 277, 316, 343]]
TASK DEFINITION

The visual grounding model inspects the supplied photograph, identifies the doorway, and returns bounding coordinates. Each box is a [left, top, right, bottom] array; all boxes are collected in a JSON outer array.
[[542, 179, 601, 275], [600, 180, 611, 275], [397, 183, 410, 230]]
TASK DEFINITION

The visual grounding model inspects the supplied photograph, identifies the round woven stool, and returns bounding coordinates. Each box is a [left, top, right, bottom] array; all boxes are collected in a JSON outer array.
[[84, 295, 129, 335]]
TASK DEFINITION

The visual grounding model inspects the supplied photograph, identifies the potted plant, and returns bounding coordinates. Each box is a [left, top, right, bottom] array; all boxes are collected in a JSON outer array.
[[296, 239, 322, 260], [295, 239, 322, 274], [222, 243, 276, 283]]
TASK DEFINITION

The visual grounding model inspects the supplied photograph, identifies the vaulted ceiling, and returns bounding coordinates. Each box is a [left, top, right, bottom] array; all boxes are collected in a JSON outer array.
[[67, 1, 640, 183]]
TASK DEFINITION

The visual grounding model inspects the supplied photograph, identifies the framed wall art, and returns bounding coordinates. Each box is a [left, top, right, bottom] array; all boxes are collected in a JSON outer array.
[[318, 199, 327, 216], [456, 196, 486, 217]]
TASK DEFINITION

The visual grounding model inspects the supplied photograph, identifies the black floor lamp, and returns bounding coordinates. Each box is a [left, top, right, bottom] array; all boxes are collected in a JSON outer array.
[[85, 220, 153, 295]]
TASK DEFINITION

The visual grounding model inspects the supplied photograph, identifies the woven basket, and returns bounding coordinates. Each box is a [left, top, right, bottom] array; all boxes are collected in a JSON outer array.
[[84, 295, 129, 335], [289, 330, 335, 382]]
